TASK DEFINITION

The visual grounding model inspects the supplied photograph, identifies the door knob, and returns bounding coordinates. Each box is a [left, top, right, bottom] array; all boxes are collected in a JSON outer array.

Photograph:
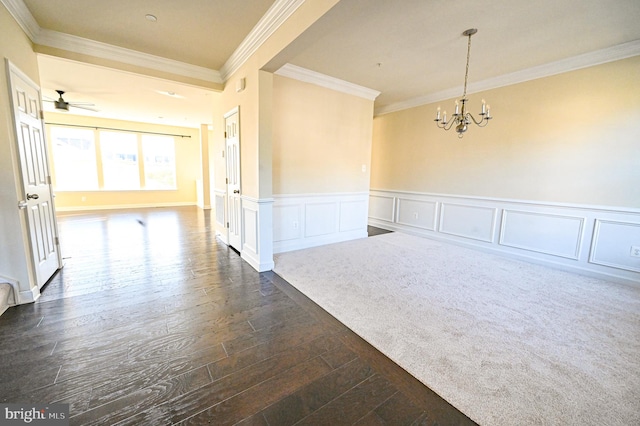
[[26, 193, 39, 200], [233, 190, 240, 194]]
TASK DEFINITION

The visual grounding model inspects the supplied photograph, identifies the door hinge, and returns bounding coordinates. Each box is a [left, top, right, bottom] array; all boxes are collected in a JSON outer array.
[[225, 178, 228, 184], [47, 175, 52, 185], [226, 222, 229, 228], [55, 236, 59, 245], [224, 131, 227, 139]]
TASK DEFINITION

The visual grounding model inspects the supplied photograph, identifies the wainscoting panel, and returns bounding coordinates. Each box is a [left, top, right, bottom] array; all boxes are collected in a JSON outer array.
[[500, 210, 584, 259], [590, 220, 640, 273], [339, 200, 368, 232], [214, 192, 225, 226], [396, 198, 437, 231], [305, 203, 337, 237], [240, 197, 274, 272], [273, 205, 301, 242], [369, 189, 640, 285], [369, 194, 395, 222], [243, 205, 258, 255], [439, 203, 496, 243], [274, 193, 369, 253]]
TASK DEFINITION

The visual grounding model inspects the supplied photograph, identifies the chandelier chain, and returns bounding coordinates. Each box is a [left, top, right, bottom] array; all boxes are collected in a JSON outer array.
[[462, 33, 472, 99]]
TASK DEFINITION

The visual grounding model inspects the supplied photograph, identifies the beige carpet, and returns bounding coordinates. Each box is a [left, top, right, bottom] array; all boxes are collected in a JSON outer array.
[[273, 232, 640, 426]]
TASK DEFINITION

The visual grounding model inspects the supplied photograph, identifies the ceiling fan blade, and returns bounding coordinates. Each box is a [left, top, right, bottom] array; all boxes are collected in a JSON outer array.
[[70, 105, 99, 112]]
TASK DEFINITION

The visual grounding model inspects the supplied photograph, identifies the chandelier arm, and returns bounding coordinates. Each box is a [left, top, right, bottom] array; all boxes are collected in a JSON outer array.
[[436, 119, 457, 131], [466, 113, 487, 126]]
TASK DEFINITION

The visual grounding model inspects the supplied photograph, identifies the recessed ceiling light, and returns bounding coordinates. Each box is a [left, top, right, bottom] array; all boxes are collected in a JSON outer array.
[[145, 14, 157, 22]]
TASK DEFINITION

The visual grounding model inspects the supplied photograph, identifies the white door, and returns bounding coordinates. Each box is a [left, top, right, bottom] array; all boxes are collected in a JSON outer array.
[[8, 61, 62, 288], [225, 107, 242, 252]]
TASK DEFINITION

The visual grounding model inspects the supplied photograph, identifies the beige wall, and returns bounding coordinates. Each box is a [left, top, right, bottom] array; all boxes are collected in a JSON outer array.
[[272, 75, 374, 194], [371, 56, 640, 208], [214, 0, 340, 239], [0, 2, 41, 293], [45, 112, 201, 210]]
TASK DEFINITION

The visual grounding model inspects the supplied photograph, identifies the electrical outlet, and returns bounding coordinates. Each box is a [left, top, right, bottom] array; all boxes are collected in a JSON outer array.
[[631, 246, 640, 258]]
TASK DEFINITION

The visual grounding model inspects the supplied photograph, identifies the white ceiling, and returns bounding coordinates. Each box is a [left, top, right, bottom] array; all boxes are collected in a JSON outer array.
[[12, 0, 640, 127]]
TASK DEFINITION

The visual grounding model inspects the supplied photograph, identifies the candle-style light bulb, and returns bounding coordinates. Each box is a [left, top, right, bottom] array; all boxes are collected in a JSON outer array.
[[481, 99, 486, 115], [436, 107, 441, 121], [486, 104, 491, 119], [443, 111, 447, 124], [454, 101, 460, 115]]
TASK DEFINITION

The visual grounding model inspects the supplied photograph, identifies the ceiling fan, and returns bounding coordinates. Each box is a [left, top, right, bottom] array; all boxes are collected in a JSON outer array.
[[44, 90, 98, 112]]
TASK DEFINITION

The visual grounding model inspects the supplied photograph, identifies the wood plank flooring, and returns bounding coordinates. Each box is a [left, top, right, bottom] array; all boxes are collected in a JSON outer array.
[[0, 207, 475, 425]]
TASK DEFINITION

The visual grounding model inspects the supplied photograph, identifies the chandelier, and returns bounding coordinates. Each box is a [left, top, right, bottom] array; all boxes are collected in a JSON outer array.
[[434, 28, 492, 138]]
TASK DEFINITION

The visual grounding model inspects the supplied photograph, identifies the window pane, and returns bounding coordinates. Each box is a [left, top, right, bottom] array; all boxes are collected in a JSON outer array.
[[50, 127, 98, 190], [142, 135, 176, 189], [100, 131, 140, 190]]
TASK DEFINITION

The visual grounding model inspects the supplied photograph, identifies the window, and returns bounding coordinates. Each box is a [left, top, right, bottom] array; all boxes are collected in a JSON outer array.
[[48, 125, 177, 191], [100, 131, 140, 190], [50, 127, 99, 190], [142, 135, 176, 189]]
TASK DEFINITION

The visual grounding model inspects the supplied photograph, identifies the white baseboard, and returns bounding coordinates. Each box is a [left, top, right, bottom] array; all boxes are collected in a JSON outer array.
[[369, 190, 640, 286], [273, 192, 369, 253], [55, 202, 196, 212]]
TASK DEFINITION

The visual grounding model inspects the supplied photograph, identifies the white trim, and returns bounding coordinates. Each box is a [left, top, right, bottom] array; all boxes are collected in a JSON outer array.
[[369, 189, 640, 286], [240, 197, 274, 272], [55, 201, 196, 212], [0, 0, 40, 40], [273, 192, 369, 253], [220, 0, 306, 81], [371, 189, 640, 215], [35, 29, 222, 84], [375, 40, 640, 115], [275, 64, 381, 100], [18, 285, 40, 304]]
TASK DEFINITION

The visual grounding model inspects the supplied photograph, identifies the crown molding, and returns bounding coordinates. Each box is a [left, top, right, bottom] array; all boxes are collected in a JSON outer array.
[[1, 0, 40, 40], [275, 63, 380, 100], [220, 0, 305, 81], [35, 29, 222, 84], [375, 39, 640, 116], [2, 0, 221, 83]]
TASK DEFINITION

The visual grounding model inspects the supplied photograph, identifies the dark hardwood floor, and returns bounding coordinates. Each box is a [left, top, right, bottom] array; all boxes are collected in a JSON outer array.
[[0, 207, 474, 425]]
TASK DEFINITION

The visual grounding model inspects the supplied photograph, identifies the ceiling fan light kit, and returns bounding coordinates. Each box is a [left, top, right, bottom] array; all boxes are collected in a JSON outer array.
[[434, 28, 492, 138]]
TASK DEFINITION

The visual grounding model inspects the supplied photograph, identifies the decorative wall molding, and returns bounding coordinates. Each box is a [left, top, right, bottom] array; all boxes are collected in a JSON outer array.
[[369, 189, 640, 285], [590, 220, 640, 273], [273, 192, 369, 253], [500, 210, 585, 260], [275, 63, 381, 100], [220, 0, 306, 81], [240, 196, 274, 272], [375, 39, 640, 116], [214, 190, 226, 227], [0, 0, 40, 40], [36, 29, 222, 83]]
